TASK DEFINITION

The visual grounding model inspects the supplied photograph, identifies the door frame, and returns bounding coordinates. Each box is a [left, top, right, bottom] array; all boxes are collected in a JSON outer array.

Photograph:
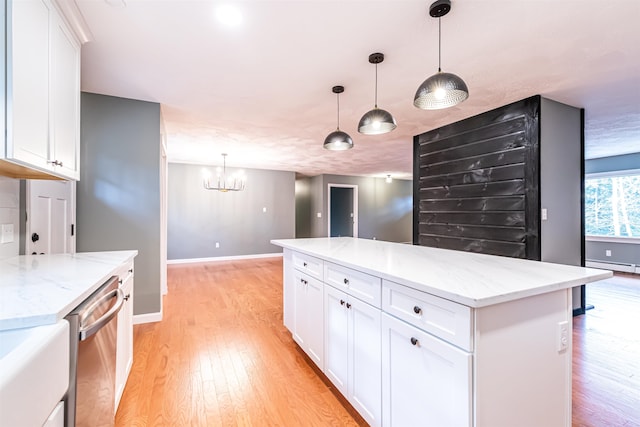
[[327, 183, 358, 238]]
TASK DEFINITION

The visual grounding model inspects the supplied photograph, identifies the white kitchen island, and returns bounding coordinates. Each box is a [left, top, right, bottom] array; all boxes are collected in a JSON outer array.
[[271, 237, 612, 427]]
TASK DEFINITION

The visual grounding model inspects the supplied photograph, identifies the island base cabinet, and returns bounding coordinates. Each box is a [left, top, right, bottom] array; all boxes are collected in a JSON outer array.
[[293, 270, 324, 369], [382, 313, 472, 427], [325, 285, 382, 427]]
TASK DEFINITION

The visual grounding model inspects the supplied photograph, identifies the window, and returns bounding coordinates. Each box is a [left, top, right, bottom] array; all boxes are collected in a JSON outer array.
[[584, 173, 640, 237]]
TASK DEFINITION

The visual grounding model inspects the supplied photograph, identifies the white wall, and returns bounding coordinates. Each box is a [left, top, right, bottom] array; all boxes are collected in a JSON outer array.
[[0, 177, 20, 259]]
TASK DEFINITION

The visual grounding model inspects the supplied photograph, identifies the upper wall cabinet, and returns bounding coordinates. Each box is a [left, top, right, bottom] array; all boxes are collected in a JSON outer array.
[[1, 0, 81, 180]]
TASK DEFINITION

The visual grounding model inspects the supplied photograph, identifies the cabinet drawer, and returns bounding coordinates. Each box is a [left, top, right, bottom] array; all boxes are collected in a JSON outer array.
[[325, 262, 381, 308], [382, 280, 472, 351], [292, 251, 323, 280], [115, 260, 134, 285]]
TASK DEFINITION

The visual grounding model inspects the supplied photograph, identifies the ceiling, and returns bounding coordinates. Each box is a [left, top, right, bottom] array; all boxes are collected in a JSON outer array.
[[76, 0, 640, 179]]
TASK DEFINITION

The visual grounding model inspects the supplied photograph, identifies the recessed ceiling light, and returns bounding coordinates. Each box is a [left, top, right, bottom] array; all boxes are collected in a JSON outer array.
[[215, 4, 243, 28]]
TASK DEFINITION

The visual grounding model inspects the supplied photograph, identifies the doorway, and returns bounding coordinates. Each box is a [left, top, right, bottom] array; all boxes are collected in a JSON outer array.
[[26, 180, 75, 254], [328, 184, 358, 237]]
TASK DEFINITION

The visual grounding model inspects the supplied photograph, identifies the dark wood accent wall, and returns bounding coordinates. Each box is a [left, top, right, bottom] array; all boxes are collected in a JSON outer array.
[[413, 96, 541, 260]]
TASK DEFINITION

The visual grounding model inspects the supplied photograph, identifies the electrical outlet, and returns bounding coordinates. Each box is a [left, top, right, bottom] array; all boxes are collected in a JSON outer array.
[[605, 250, 612, 257], [317, 212, 322, 218], [541, 208, 548, 221], [215, 242, 220, 248], [557, 321, 568, 353]]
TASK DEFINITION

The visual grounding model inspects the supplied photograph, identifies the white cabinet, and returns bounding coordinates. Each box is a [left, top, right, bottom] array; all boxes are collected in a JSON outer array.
[[2, 0, 80, 180], [282, 249, 295, 331], [43, 401, 65, 427], [293, 269, 324, 369], [324, 284, 381, 427], [115, 261, 134, 411], [381, 313, 471, 427]]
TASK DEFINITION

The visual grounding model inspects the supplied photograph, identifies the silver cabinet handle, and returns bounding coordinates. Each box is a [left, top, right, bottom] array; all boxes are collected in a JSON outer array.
[[410, 337, 419, 346], [48, 160, 63, 167]]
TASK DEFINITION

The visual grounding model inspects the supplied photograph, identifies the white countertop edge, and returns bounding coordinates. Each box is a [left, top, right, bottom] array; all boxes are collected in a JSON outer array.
[[0, 250, 138, 331], [271, 238, 613, 308]]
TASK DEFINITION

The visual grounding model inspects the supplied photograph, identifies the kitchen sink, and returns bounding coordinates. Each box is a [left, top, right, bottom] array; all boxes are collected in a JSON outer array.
[[0, 320, 70, 426]]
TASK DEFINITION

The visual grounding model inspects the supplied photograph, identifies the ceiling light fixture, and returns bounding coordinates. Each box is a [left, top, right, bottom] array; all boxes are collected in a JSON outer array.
[[358, 53, 397, 135], [203, 153, 246, 192], [324, 85, 354, 151], [385, 174, 393, 184], [414, 0, 469, 110]]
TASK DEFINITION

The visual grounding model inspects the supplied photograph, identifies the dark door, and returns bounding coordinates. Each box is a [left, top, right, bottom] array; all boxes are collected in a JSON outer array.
[[330, 187, 354, 237]]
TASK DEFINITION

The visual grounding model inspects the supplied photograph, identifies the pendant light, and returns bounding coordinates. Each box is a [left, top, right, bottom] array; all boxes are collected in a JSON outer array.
[[324, 85, 354, 151], [414, 0, 469, 110], [203, 153, 246, 192], [358, 53, 397, 135]]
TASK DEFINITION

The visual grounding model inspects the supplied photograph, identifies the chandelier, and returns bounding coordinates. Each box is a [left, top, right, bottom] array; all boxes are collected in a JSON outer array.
[[203, 153, 246, 192]]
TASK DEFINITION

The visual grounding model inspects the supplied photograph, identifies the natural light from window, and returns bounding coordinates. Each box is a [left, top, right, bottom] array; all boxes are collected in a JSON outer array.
[[585, 173, 640, 238]]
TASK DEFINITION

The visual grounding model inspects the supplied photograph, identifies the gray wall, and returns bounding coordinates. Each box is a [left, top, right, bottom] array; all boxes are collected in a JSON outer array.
[[540, 98, 583, 267], [539, 99, 584, 311], [77, 92, 162, 316], [299, 174, 412, 243], [295, 178, 312, 238], [585, 152, 639, 266], [585, 153, 640, 174], [167, 162, 295, 260]]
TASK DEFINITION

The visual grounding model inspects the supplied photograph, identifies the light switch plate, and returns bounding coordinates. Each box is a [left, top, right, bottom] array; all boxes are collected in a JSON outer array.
[[1, 224, 14, 244]]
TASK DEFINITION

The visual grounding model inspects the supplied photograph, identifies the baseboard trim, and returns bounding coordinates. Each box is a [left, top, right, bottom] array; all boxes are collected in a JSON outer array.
[[133, 311, 163, 325], [167, 252, 283, 265], [586, 260, 636, 273]]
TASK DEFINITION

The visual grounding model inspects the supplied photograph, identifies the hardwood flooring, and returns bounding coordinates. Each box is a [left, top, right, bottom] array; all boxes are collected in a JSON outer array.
[[116, 259, 639, 427], [572, 272, 640, 427]]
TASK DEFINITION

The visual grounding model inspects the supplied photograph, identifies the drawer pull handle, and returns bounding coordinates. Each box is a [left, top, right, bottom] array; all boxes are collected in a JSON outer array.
[[413, 306, 422, 315], [300, 279, 308, 285], [340, 299, 345, 306], [124, 294, 131, 301], [128, 268, 133, 273], [343, 278, 349, 285], [410, 337, 419, 346], [346, 302, 351, 309], [303, 262, 307, 267]]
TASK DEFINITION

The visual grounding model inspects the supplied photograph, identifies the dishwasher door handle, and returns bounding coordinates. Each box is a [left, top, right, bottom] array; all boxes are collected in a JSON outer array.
[[79, 288, 125, 341]]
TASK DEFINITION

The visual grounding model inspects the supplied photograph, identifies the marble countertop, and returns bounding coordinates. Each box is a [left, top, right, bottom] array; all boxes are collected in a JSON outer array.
[[0, 251, 137, 331], [271, 238, 612, 308]]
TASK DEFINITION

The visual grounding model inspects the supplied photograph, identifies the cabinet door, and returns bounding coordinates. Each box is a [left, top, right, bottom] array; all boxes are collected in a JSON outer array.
[[324, 285, 349, 396], [293, 270, 324, 369], [349, 298, 381, 427], [382, 313, 472, 427], [282, 250, 295, 332], [115, 269, 134, 411], [7, 0, 51, 168], [50, 7, 80, 179]]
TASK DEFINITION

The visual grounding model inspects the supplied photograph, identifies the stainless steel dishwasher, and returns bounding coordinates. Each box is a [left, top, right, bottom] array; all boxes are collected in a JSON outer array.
[[65, 276, 124, 427]]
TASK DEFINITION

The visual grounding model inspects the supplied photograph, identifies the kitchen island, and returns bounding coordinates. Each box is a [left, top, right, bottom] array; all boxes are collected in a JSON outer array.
[[271, 237, 611, 427]]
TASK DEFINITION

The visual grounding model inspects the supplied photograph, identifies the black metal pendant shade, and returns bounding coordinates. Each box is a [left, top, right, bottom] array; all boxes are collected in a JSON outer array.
[[324, 85, 354, 150], [414, 71, 469, 110], [358, 53, 397, 135], [414, 0, 469, 110]]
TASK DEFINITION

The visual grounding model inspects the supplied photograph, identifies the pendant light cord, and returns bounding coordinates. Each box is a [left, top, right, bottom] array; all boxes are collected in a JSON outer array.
[[438, 16, 442, 72], [336, 92, 340, 131], [374, 63, 378, 108]]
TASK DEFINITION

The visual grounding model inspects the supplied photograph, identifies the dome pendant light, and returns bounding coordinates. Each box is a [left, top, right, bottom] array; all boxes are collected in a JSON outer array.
[[324, 85, 354, 151], [414, 0, 469, 110], [358, 53, 397, 135]]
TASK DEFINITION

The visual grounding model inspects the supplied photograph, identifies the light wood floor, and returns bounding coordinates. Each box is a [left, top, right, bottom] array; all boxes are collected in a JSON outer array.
[[116, 259, 639, 427]]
